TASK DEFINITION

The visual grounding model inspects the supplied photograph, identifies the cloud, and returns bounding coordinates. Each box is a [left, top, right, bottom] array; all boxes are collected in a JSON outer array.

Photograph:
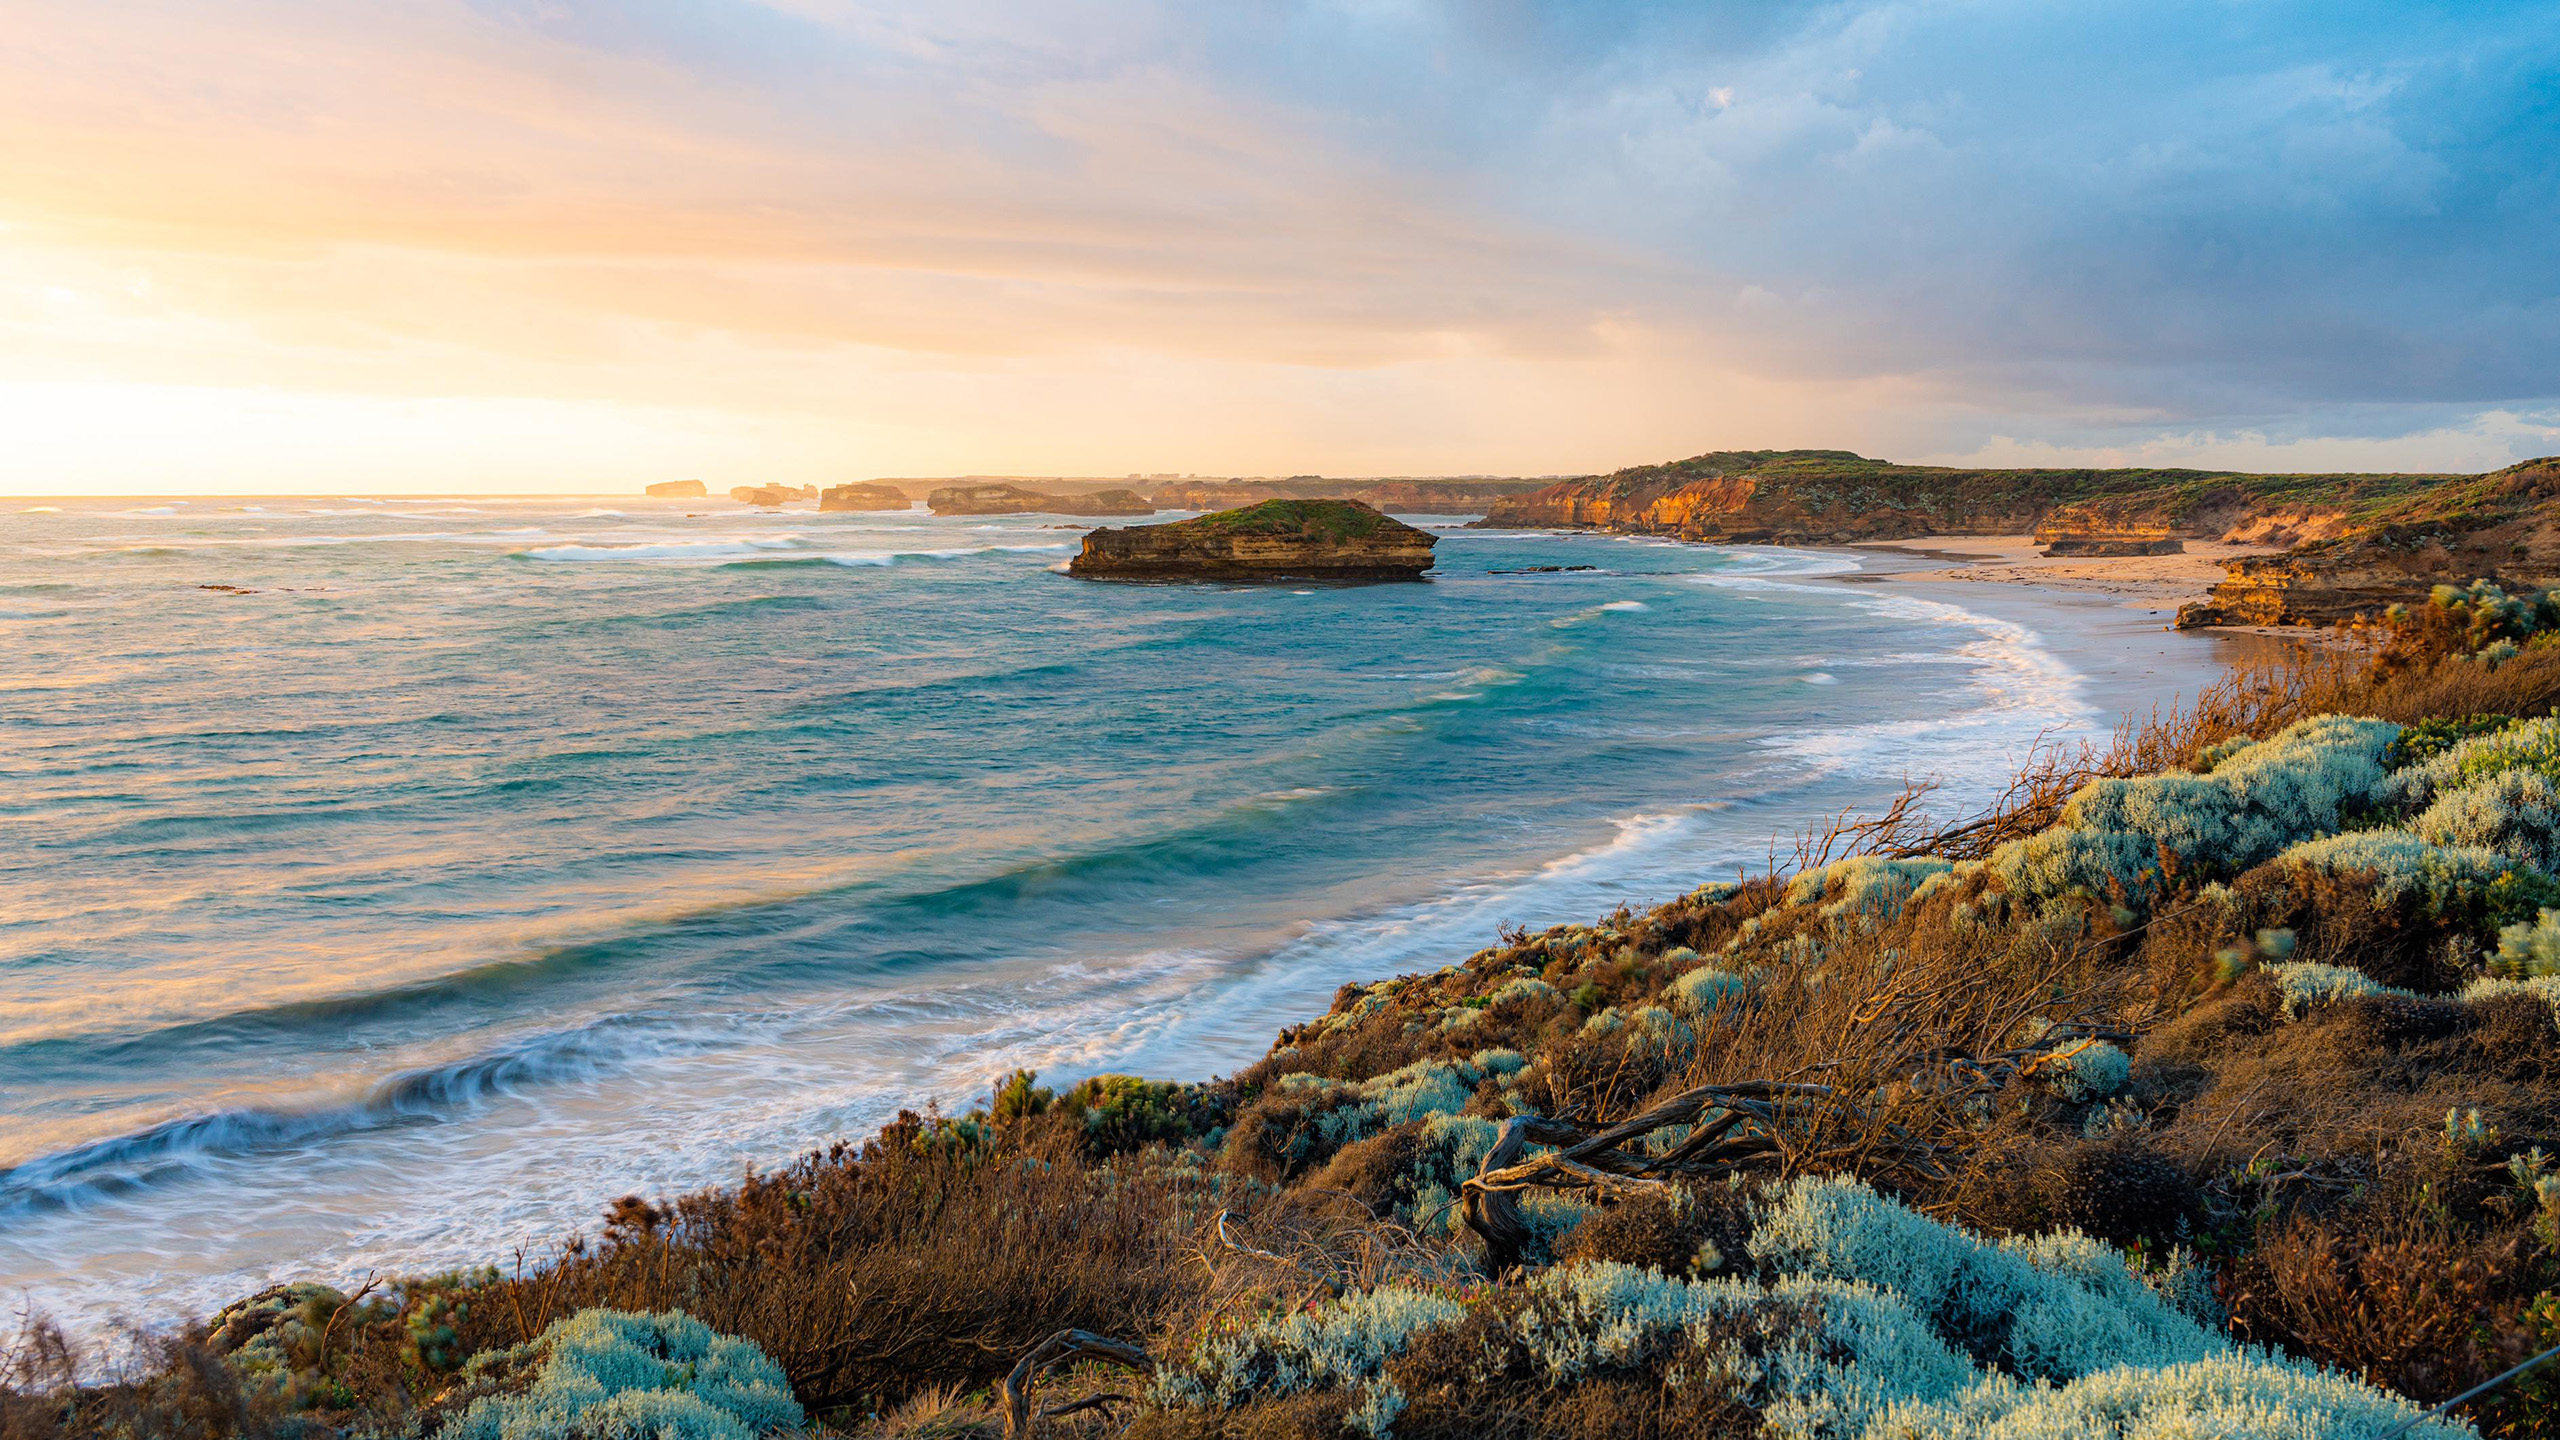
[[0, 0, 2553, 490]]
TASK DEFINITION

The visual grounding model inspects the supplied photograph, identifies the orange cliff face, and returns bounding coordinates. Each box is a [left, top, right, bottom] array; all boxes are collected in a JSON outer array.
[[1513, 475, 1763, 536], [1476, 468, 2058, 542]]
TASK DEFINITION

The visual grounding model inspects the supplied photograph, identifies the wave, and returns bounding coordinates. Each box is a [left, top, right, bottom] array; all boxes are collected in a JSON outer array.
[[0, 1018, 704, 1218], [5, 768, 1366, 1068], [819, 543, 1076, 566], [521, 538, 803, 563], [1756, 586, 2094, 786]]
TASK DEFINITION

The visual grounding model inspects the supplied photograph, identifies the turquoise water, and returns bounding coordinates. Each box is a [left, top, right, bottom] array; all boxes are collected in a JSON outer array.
[[0, 496, 2097, 1327]]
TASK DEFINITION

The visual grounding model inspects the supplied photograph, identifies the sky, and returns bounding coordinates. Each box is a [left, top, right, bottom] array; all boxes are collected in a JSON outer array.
[[1, 0, 2555, 493]]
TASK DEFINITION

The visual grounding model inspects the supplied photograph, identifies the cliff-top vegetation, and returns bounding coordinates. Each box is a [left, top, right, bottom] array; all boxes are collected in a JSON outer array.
[[1169, 499, 1401, 542], [20, 590, 2560, 1439]]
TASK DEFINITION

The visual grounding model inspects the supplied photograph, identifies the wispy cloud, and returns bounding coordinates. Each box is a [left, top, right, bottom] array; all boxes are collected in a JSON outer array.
[[0, 0, 2552, 490]]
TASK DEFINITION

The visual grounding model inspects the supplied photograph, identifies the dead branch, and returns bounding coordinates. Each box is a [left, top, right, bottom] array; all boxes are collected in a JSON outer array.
[[1003, 1328, 1153, 1440], [318, 1272, 381, 1376]]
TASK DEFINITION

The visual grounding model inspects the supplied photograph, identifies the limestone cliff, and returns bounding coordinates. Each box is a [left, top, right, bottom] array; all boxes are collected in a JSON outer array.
[[1148, 478, 1548, 512], [1069, 499, 1435, 582], [732, 484, 817, 506], [1476, 450, 2453, 546], [645, 479, 708, 499], [819, 483, 911, 512], [2176, 460, 2560, 627], [930, 483, 1155, 517]]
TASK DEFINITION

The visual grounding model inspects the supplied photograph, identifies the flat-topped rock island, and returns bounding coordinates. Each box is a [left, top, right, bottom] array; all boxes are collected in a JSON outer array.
[[1068, 498, 1436, 582]]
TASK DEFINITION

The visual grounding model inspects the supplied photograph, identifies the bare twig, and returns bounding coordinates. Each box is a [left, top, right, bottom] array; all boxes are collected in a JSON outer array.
[[1002, 1329, 1153, 1440]]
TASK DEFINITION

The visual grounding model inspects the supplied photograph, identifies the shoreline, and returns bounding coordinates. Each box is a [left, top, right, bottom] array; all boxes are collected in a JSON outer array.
[[1833, 533, 2279, 614], [1804, 537, 2306, 732]]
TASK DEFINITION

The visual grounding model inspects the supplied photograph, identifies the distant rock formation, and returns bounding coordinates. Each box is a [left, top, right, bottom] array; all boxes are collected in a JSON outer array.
[[1069, 499, 1436, 582], [731, 484, 818, 506], [819, 483, 911, 512], [929, 483, 1154, 517], [1148, 477, 1550, 512], [646, 479, 708, 498]]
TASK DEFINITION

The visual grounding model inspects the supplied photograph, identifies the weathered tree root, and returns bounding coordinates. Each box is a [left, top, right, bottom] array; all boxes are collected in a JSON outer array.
[[1461, 1036, 2115, 1269], [1003, 1328, 1154, 1440], [1460, 1084, 1813, 1270]]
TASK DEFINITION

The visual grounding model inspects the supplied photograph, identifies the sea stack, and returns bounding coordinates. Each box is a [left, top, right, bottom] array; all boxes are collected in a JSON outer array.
[[1069, 498, 1436, 582], [819, 482, 911, 512], [645, 479, 708, 498]]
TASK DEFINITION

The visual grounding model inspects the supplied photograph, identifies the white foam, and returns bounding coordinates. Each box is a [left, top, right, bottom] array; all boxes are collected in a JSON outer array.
[[821, 543, 1075, 566], [1600, 600, 1649, 612], [1759, 586, 2095, 787]]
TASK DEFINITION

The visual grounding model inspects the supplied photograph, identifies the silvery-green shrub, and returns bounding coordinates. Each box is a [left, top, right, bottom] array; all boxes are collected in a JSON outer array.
[[2044, 1042, 2130, 1103], [2415, 768, 2560, 872], [1157, 1175, 2462, 1439], [2272, 830, 2516, 914], [1785, 857, 1955, 924], [2386, 714, 2560, 810], [1668, 965, 1749, 1018], [1988, 715, 2401, 909], [444, 1309, 801, 1440], [2267, 961, 2417, 1017]]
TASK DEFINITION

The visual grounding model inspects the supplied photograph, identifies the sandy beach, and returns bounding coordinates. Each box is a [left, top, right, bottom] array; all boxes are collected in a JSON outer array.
[[1839, 534, 2283, 617], [1823, 535, 2315, 722]]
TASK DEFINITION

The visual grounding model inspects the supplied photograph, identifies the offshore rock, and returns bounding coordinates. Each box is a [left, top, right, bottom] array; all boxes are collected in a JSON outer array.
[[819, 482, 911, 512], [644, 479, 707, 498], [1069, 498, 1435, 582], [731, 484, 816, 506], [929, 483, 1155, 517]]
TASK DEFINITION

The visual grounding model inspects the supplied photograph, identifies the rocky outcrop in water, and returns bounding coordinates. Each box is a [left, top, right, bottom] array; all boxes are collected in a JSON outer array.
[[645, 480, 708, 499], [930, 483, 1154, 517], [819, 483, 911, 512], [732, 484, 817, 506], [1069, 499, 1435, 581]]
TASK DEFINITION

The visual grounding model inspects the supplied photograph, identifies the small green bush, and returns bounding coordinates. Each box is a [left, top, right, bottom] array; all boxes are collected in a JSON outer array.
[[2387, 713, 2514, 770], [1666, 965, 1749, 1018], [2496, 907, 2560, 978], [2267, 961, 2419, 1016]]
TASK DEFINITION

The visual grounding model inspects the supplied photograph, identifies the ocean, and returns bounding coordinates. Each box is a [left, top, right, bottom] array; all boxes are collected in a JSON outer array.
[[3, 495, 2131, 1330]]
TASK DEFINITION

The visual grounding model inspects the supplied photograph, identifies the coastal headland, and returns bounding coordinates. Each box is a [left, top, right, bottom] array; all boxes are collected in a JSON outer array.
[[1477, 448, 2560, 629]]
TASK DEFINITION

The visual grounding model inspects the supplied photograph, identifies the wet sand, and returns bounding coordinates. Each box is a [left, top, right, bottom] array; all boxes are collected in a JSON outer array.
[[1819, 536, 2319, 725], [1837, 534, 2281, 616]]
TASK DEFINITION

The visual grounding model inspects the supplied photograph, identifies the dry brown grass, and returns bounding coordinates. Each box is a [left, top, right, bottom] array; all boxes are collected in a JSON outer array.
[[486, 1117, 1211, 1420]]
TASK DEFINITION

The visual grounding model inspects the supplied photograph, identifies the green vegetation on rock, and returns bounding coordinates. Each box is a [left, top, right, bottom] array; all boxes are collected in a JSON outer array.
[[1171, 497, 1396, 541]]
